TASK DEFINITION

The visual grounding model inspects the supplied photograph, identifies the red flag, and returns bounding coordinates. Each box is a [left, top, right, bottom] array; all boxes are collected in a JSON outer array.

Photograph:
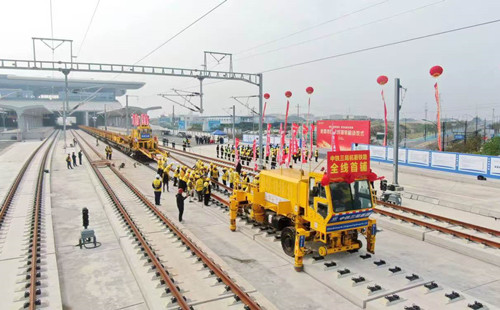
[[381, 90, 388, 147], [265, 123, 272, 157], [309, 123, 315, 160], [235, 138, 240, 165], [435, 82, 442, 151], [262, 102, 267, 123], [284, 100, 290, 136]]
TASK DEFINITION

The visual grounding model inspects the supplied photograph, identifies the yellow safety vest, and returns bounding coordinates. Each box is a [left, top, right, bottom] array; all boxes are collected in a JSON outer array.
[[195, 178, 204, 191], [152, 179, 162, 192]]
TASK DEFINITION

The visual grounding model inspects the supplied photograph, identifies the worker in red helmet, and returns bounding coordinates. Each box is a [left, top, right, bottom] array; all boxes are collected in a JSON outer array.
[[176, 188, 188, 222]]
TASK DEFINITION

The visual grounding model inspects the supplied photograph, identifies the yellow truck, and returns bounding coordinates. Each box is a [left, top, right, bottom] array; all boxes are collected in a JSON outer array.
[[229, 151, 377, 271]]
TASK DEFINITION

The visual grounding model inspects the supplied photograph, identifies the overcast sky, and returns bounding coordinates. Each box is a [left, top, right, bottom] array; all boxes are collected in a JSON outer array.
[[1, 0, 499, 121]]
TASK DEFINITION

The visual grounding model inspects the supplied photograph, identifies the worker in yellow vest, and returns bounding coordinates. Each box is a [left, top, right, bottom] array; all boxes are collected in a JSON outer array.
[[195, 176, 204, 202], [203, 178, 211, 206], [232, 170, 240, 190], [173, 167, 179, 187], [211, 167, 219, 190], [152, 175, 162, 205], [221, 168, 228, 186]]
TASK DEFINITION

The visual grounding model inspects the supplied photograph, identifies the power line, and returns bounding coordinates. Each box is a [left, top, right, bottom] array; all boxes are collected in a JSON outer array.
[[262, 18, 500, 73], [134, 0, 228, 65], [235, 0, 388, 56], [77, 0, 101, 57], [236, 0, 445, 62]]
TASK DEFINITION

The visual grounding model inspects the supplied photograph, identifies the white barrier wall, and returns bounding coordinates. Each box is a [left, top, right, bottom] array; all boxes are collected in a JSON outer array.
[[353, 144, 498, 179]]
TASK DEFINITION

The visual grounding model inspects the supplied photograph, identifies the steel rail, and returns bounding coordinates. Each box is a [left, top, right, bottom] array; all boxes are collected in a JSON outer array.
[[168, 149, 500, 249], [75, 132, 191, 309], [160, 145, 258, 174], [74, 130, 261, 309], [0, 130, 56, 225], [26, 131, 58, 309], [374, 208, 500, 248], [376, 200, 500, 237]]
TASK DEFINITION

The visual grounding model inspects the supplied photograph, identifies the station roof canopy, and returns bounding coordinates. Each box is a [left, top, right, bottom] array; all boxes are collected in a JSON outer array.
[[0, 74, 145, 97], [0, 99, 123, 114]]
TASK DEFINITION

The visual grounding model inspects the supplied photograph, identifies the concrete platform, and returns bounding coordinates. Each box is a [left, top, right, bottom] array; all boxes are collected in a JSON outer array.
[[50, 131, 147, 310], [76, 129, 500, 309]]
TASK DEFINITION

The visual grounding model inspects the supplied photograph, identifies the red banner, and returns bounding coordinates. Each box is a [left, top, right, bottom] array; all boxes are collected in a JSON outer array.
[[435, 82, 442, 151], [235, 138, 240, 164], [266, 123, 272, 157], [288, 123, 299, 164], [309, 123, 315, 160], [131, 114, 140, 127], [327, 150, 370, 179], [317, 120, 370, 151], [278, 123, 284, 165], [381, 90, 388, 147]]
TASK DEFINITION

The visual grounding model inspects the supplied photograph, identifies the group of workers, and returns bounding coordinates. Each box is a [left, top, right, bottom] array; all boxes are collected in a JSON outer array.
[[66, 151, 83, 169], [152, 156, 259, 223], [218, 144, 320, 169]]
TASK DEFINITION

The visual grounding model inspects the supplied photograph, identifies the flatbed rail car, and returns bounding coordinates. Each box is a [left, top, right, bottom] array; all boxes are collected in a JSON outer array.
[[230, 150, 378, 271], [79, 125, 168, 161]]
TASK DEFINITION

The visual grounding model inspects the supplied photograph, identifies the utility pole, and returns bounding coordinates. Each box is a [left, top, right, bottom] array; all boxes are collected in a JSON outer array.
[[125, 95, 129, 135], [232, 105, 236, 145], [172, 105, 175, 128], [404, 117, 407, 148], [62, 69, 70, 149], [464, 120, 467, 145], [424, 103, 427, 141], [258, 73, 264, 168], [393, 78, 401, 186], [442, 121, 446, 151], [104, 104, 107, 131]]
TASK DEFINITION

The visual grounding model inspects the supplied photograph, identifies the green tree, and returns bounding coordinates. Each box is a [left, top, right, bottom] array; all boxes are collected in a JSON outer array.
[[482, 136, 500, 156]]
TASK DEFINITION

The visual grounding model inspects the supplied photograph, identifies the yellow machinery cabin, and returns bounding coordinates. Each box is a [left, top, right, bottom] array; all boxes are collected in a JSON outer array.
[[80, 125, 168, 161], [229, 159, 377, 271]]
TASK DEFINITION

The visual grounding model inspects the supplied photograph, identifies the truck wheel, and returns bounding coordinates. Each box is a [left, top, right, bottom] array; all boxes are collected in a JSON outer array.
[[281, 226, 296, 257]]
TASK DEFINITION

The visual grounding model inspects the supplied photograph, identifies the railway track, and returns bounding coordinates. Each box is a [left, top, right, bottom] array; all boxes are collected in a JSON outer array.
[[0, 130, 58, 309], [165, 147, 500, 251], [73, 130, 262, 310]]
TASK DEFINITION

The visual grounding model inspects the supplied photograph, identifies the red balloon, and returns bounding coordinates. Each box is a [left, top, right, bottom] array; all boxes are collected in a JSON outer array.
[[306, 86, 314, 94], [285, 91, 292, 98], [377, 75, 388, 86], [263, 93, 270, 99], [430, 65, 443, 78]]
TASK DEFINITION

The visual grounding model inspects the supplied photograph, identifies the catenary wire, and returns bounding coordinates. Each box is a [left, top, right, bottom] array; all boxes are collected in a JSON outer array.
[[133, 0, 228, 65], [236, 0, 446, 62], [262, 18, 500, 73], [77, 0, 101, 57], [235, 0, 388, 56]]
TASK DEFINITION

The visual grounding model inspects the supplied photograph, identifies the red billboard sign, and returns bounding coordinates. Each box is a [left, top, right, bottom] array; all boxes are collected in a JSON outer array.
[[316, 120, 370, 151], [327, 150, 370, 179]]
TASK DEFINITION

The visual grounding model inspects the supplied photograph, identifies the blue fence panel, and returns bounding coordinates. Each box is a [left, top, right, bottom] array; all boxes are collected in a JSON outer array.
[[353, 144, 499, 179]]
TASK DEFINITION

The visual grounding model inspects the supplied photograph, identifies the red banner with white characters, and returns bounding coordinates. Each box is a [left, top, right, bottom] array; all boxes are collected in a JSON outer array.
[[331, 129, 339, 151], [140, 114, 149, 126], [265, 123, 272, 157], [435, 83, 442, 151], [288, 123, 299, 164], [327, 150, 370, 179], [316, 120, 370, 151], [302, 124, 309, 163], [235, 138, 240, 165], [131, 114, 140, 127]]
